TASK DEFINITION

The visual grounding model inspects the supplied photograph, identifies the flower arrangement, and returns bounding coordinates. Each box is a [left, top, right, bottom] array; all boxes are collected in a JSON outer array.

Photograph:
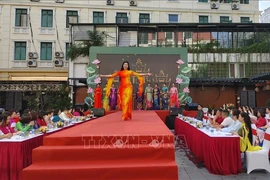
[[57, 121, 64, 128], [222, 103, 235, 109], [39, 126, 48, 133], [183, 117, 187, 121], [196, 122, 203, 128]]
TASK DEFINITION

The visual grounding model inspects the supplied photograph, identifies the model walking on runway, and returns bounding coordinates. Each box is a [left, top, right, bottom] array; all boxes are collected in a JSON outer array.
[[99, 61, 151, 120]]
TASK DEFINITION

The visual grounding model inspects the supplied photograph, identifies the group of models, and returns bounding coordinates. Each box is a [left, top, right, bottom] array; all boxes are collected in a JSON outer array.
[[95, 61, 180, 120]]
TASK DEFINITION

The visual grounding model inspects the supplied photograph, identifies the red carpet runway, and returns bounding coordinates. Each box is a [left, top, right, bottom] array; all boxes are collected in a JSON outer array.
[[23, 111, 178, 180]]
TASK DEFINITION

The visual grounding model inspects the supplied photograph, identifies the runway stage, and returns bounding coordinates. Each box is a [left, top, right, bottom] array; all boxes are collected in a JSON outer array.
[[23, 111, 178, 180]]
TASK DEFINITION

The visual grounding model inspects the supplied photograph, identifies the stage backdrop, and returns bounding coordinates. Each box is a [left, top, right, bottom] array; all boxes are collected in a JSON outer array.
[[87, 47, 188, 109]]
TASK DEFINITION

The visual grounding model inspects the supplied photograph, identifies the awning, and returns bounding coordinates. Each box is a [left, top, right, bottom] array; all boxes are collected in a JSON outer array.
[[11, 77, 67, 81], [249, 72, 270, 81]]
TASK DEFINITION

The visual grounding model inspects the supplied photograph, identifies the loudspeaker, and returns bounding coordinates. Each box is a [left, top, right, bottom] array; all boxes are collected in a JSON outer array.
[[170, 108, 178, 116], [165, 116, 176, 129], [185, 103, 198, 111], [92, 108, 105, 117]]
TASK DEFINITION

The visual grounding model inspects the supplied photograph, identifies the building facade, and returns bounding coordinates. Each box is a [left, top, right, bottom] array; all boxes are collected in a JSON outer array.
[[0, 0, 261, 108], [260, 7, 270, 23]]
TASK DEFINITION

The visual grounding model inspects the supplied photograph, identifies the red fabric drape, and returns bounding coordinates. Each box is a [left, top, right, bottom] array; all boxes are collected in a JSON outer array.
[[0, 136, 43, 180], [175, 118, 242, 175]]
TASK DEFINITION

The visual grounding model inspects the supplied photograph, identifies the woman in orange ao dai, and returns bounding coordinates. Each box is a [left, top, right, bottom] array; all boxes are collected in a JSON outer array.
[[100, 61, 151, 120]]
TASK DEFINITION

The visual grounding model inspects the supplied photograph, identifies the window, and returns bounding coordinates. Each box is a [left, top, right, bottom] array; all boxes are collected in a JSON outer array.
[[239, 64, 245, 77], [93, 12, 104, 23], [219, 0, 231, 3], [14, 42, 27, 60], [66, 11, 78, 28], [199, 16, 208, 23], [15, 9, 28, 27], [139, 13, 150, 23], [152, 32, 156, 40], [166, 32, 173, 39], [240, 0, 249, 4], [116, 13, 128, 23], [184, 32, 192, 39], [229, 64, 235, 78], [198, 0, 208, 2], [220, 16, 230, 23], [41, 10, 53, 27], [168, 14, 178, 23], [241, 17, 250, 23], [138, 32, 148, 44], [66, 43, 70, 60], [40, 42, 52, 60]]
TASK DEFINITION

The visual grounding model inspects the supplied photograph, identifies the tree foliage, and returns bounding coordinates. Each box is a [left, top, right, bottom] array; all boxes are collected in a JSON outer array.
[[67, 30, 109, 60]]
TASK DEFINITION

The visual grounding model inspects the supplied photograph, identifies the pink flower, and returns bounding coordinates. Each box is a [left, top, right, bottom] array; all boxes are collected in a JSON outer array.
[[176, 78, 183, 84], [92, 59, 101, 65], [183, 87, 190, 93], [94, 77, 101, 84], [176, 59, 184, 65], [87, 87, 93, 93]]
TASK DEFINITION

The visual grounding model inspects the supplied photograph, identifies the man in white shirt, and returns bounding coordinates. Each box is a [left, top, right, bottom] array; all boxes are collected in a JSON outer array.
[[211, 110, 234, 129], [221, 110, 242, 133]]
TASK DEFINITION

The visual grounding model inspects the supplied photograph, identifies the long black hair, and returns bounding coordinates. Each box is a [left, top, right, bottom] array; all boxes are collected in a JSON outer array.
[[120, 61, 130, 71], [240, 112, 253, 145]]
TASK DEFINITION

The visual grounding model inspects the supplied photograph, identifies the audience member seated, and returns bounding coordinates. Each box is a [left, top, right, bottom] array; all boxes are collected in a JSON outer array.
[[211, 110, 234, 129], [210, 109, 224, 125], [73, 107, 82, 116], [44, 111, 53, 125], [16, 113, 34, 132], [37, 112, 47, 126], [52, 109, 62, 123], [251, 109, 267, 128], [232, 112, 261, 152], [220, 109, 242, 132], [59, 107, 72, 122], [195, 104, 204, 121], [0, 115, 13, 139], [0, 112, 15, 134]]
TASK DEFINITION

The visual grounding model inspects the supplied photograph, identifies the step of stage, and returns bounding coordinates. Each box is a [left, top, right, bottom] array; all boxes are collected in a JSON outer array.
[[23, 161, 178, 180], [32, 144, 175, 164]]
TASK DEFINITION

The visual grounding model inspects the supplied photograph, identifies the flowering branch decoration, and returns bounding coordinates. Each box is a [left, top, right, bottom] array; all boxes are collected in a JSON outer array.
[[176, 59, 184, 69], [92, 59, 101, 69], [183, 87, 190, 93], [87, 87, 94, 94], [176, 77, 183, 84], [94, 77, 101, 84]]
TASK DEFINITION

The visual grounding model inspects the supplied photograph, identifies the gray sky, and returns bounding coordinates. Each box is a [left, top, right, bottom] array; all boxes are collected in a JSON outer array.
[[260, 0, 270, 11]]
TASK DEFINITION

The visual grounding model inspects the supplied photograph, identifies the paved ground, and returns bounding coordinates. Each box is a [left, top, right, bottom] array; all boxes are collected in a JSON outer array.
[[174, 137, 270, 180]]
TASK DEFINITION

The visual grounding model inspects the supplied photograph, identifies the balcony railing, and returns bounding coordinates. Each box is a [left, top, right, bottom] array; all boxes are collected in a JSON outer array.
[[13, 27, 29, 34], [40, 27, 55, 35]]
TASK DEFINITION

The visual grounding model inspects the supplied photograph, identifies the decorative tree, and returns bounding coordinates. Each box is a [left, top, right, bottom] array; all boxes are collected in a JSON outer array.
[[175, 59, 192, 105]]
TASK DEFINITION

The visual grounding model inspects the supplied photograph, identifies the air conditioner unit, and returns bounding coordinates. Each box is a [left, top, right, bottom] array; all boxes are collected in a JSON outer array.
[[211, 2, 219, 9], [27, 60, 37, 67], [54, 59, 64, 67], [55, 0, 64, 3], [130, 0, 137, 6], [55, 52, 64, 58], [28, 52, 38, 59], [231, 3, 239, 10], [30, 0, 40, 2], [107, 0, 114, 5]]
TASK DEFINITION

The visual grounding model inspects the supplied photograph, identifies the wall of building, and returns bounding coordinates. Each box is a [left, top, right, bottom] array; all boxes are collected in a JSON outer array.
[[260, 7, 270, 23], [0, 0, 260, 69]]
